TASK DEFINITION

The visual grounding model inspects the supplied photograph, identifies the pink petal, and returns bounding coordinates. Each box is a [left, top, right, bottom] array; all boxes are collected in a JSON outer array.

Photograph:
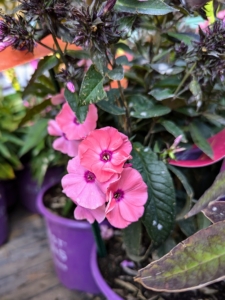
[[106, 202, 130, 228], [119, 200, 145, 222], [53, 137, 80, 157], [74, 204, 105, 223], [47, 120, 62, 136], [51, 89, 65, 105], [56, 103, 97, 140]]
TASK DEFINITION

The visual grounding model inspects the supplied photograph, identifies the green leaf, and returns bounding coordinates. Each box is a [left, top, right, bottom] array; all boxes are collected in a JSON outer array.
[[23, 56, 59, 99], [115, 0, 177, 15], [66, 49, 90, 60], [168, 165, 193, 200], [129, 95, 171, 119], [202, 113, 225, 126], [132, 143, 176, 246], [118, 16, 136, 39], [0, 143, 11, 159], [189, 123, 213, 159], [19, 99, 52, 126], [135, 221, 225, 292], [0, 163, 15, 180], [151, 63, 184, 75], [186, 171, 225, 220], [19, 119, 48, 157], [189, 78, 202, 102], [97, 89, 125, 115], [79, 64, 107, 105], [149, 88, 174, 101], [175, 107, 200, 117], [1, 133, 24, 146], [160, 120, 187, 142], [106, 65, 124, 81], [166, 32, 199, 46], [122, 221, 142, 261], [64, 88, 88, 123]]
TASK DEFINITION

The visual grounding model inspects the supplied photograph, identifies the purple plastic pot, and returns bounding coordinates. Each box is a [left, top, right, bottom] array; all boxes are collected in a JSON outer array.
[[17, 165, 64, 213], [3, 179, 18, 209], [37, 182, 100, 293], [0, 182, 8, 246], [91, 245, 124, 300]]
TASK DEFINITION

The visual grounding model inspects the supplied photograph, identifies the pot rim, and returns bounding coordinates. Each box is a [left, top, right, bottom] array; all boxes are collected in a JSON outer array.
[[90, 244, 124, 300], [37, 181, 92, 229]]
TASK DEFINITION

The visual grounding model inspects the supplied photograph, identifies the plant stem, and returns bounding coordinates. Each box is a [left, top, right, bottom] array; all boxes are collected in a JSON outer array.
[[45, 15, 68, 67], [92, 221, 107, 258], [173, 62, 196, 98], [49, 68, 61, 93], [117, 80, 131, 137], [36, 40, 56, 53]]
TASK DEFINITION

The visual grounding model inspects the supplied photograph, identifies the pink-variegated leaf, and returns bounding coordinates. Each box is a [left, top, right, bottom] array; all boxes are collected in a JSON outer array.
[[169, 129, 225, 168]]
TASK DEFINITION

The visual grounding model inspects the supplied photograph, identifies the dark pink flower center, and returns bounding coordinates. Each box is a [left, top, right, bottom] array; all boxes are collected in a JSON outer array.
[[84, 171, 96, 183], [113, 189, 124, 202], [73, 117, 80, 125], [62, 133, 68, 140], [100, 150, 112, 162]]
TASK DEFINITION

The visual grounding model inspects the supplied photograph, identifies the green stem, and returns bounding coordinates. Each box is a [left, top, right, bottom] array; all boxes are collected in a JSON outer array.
[[173, 62, 196, 98], [49, 68, 61, 93], [45, 15, 68, 67], [91, 221, 107, 258]]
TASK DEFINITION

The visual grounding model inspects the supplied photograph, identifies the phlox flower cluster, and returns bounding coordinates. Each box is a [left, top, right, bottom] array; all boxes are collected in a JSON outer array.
[[48, 97, 148, 228]]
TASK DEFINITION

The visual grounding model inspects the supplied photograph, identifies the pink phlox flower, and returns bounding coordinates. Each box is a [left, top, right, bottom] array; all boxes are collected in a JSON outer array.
[[47, 120, 80, 157], [105, 167, 148, 229], [61, 156, 107, 210], [56, 102, 98, 140], [74, 204, 105, 224], [78, 127, 132, 182], [51, 88, 65, 105]]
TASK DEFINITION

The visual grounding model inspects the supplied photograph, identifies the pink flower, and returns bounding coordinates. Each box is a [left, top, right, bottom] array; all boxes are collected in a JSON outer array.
[[51, 88, 65, 105], [56, 102, 98, 140], [47, 120, 80, 157], [74, 204, 105, 224], [105, 167, 148, 229], [62, 156, 107, 209], [78, 127, 132, 182]]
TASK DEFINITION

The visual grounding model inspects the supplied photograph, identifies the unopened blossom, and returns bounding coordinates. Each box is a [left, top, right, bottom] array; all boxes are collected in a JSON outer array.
[[79, 127, 132, 182], [56, 102, 98, 140], [66, 81, 75, 93], [62, 156, 107, 210], [74, 204, 105, 224], [47, 120, 80, 157], [105, 167, 148, 229]]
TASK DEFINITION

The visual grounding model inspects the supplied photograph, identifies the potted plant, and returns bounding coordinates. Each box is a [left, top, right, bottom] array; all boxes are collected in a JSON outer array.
[[1, 0, 225, 298]]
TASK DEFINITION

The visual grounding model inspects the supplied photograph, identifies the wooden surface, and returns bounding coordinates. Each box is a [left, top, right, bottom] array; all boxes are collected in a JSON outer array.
[[0, 206, 105, 300]]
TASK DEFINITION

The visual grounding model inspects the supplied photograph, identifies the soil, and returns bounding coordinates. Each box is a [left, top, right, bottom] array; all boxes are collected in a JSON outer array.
[[98, 234, 225, 300], [43, 183, 75, 219]]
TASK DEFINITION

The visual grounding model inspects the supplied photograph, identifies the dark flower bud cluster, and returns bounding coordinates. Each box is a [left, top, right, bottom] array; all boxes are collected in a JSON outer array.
[[18, 0, 71, 21], [175, 41, 188, 57], [183, 21, 225, 84], [0, 14, 35, 52], [57, 63, 84, 91], [66, 0, 122, 53]]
